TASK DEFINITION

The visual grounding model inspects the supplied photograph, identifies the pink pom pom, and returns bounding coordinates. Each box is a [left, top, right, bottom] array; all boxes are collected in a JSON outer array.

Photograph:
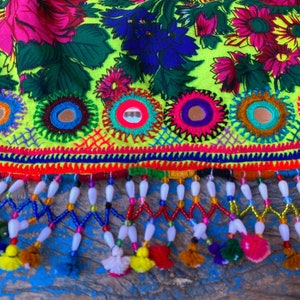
[[240, 234, 271, 263]]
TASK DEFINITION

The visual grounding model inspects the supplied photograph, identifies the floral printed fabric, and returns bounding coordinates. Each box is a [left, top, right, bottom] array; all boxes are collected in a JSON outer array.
[[0, 0, 300, 174]]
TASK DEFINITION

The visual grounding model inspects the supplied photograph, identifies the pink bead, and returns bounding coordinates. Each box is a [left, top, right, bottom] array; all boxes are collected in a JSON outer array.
[[129, 197, 136, 205], [76, 226, 84, 233], [131, 242, 139, 251], [140, 197, 146, 204], [264, 199, 271, 206], [11, 211, 18, 219], [49, 222, 56, 230], [293, 216, 300, 224], [54, 175, 62, 183], [203, 217, 209, 225], [241, 177, 246, 185]]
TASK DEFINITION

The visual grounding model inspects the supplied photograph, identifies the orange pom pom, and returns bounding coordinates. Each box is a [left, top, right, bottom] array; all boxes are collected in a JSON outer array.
[[283, 248, 300, 270], [19, 245, 41, 268], [179, 243, 205, 268]]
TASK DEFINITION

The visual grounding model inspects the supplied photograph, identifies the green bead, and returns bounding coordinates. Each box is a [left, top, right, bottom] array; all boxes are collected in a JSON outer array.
[[206, 237, 213, 246], [6, 191, 12, 199], [167, 221, 174, 227], [125, 220, 132, 226], [167, 241, 173, 248], [116, 239, 122, 247], [90, 204, 97, 212]]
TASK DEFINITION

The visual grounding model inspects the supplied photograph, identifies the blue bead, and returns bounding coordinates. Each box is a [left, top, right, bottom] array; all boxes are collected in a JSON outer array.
[[283, 196, 292, 205], [248, 199, 254, 206], [149, 217, 155, 224], [159, 200, 166, 206], [189, 218, 196, 227], [108, 177, 114, 185], [227, 195, 234, 201]]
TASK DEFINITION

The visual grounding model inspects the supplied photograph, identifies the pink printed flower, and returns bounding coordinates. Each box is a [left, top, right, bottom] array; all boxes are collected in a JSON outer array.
[[256, 43, 300, 77], [96, 68, 132, 101], [195, 12, 218, 36], [231, 6, 275, 49], [213, 52, 246, 94], [0, 0, 86, 55]]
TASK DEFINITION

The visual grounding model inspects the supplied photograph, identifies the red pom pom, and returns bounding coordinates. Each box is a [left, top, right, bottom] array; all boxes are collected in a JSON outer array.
[[149, 245, 174, 269], [240, 234, 271, 263]]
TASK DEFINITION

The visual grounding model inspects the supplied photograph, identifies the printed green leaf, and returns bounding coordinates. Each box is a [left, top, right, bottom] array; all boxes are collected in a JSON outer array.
[[201, 35, 222, 49], [215, 11, 233, 35], [236, 56, 270, 90], [102, 0, 132, 7], [82, 3, 99, 18], [20, 71, 48, 100], [278, 65, 300, 92], [62, 24, 113, 69], [16, 42, 57, 73], [183, 58, 204, 71], [176, 5, 204, 27], [222, 0, 235, 13], [43, 60, 92, 94], [150, 67, 194, 99], [116, 55, 144, 82], [0, 74, 18, 90]]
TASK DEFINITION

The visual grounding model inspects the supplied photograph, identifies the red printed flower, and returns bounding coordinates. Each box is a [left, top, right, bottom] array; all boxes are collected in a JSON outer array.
[[256, 43, 300, 77], [273, 12, 300, 50], [195, 12, 217, 36], [213, 52, 246, 94], [231, 6, 275, 49], [96, 68, 133, 101], [0, 0, 86, 55], [261, 0, 300, 5]]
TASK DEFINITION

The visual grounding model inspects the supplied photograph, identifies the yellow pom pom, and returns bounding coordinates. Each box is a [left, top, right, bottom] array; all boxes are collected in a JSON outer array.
[[130, 247, 155, 273], [136, 246, 149, 258], [0, 245, 22, 271], [6, 245, 18, 257], [179, 243, 205, 268]]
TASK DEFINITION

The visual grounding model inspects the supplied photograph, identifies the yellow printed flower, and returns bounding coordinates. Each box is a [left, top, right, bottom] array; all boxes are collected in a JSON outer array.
[[273, 12, 300, 50]]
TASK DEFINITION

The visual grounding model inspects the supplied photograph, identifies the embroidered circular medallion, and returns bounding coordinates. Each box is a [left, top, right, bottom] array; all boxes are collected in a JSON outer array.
[[0, 90, 26, 136], [230, 89, 294, 143], [34, 93, 99, 143], [164, 90, 228, 143], [102, 89, 163, 143]]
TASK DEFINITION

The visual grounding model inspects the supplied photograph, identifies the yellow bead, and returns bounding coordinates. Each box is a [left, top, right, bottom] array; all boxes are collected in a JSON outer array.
[[31, 194, 38, 201], [34, 241, 41, 249], [162, 177, 169, 184], [192, 174, 200, 181], [257, 217, 265, 222], [66, 203, 74, 211], [279, 217, 287, 224], [142, 241, 149, 248], [192, 196, 200, 203], [28, 217, 37, 225], [90, 204, 97, 212], [178, 178, 184, 185], [210, 197, 218, 204], [177, 200, 184, 208], [45, 198, 53, 205]]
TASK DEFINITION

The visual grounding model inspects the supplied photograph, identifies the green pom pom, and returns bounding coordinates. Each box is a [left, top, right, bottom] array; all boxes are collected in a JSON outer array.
[[220, 239, 244, 262]]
